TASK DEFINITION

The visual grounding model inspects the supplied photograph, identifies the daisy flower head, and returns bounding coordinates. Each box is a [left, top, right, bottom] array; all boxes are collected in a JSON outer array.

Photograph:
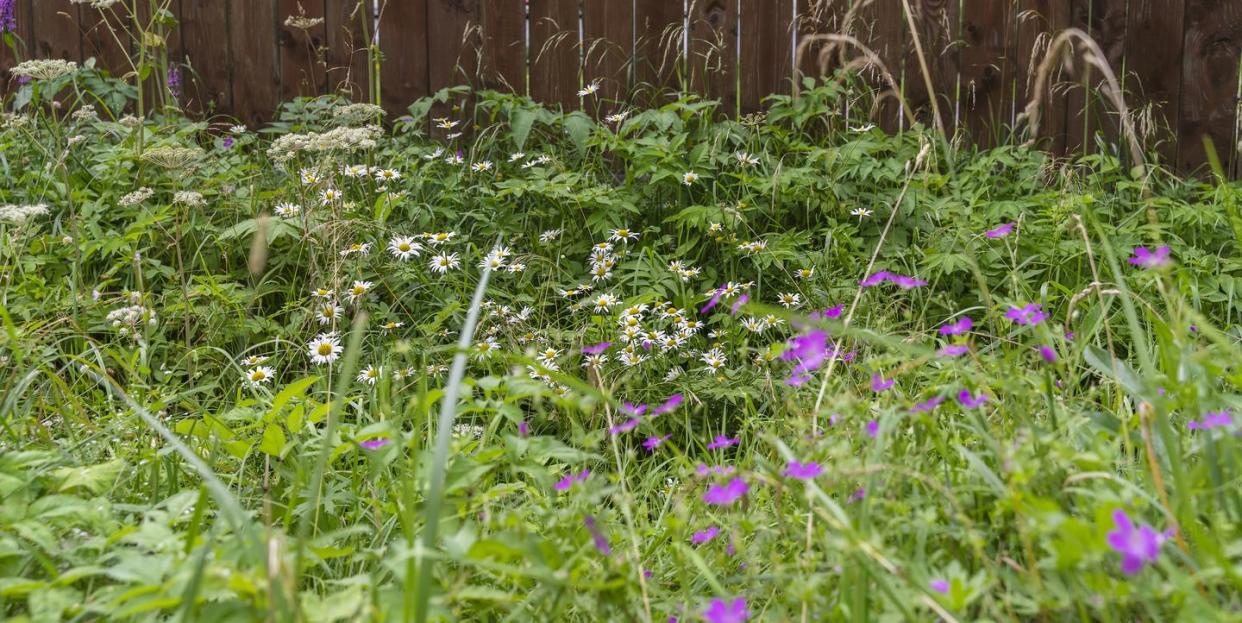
[[577, 80, 600, 97], [347, 280, 372, 304], [796, 267, 815, 280], [320, 188, 342, 204], [339, 242, 372, 258], [388, 235, 422, 260], [429, 253, 461, 274], [478, 252, 507, 271], [850, 207, 873, 219], [314, 302, 344, 325], [374, 168, 401, 183], [777, 292, 802, 308], [274, 202, 301, 218], [604, 110, 629, 124], [734, 151, 760, 166], [608, 227, 638, 243], [682, 171, 699, 185], [343, 163, 370, 178], [310, 287, 334, 299], [244, 366, 275, 388], [471, 160, 493, 173], [307, 333, 342, 365], [700, 347, 727, 373], [433, 117, 459, 129], [239, 354, 269, 366], [592, 293, 619, 313], [539, 229, 563, 243], [299, 168, 321, 185], [356, 365, 382, 385]]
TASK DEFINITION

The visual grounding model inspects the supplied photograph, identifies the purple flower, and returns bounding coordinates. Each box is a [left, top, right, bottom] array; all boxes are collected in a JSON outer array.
[[808, 305, 844, 321], [696, 464, 735, 477], [910, 395, 946, 414], [651, 393, 684, 416], [861, 271, 927, 289], [870, 374, 895, 393], [730, 294, 749, 315], [518, 420, 530, 437], [167, 66, 182, 100], [643, 435, 670, 451], [1106, 509, 1165, 575], [360, 437, 390, 450], [223, 136, 235, 149], [1129, 245, 1171, 269], [609, 417, 641, 435], [703, 597, 748, 623], [938, 344, 970, 357], [582, 341, 611, 355], [621, 402, 648, 417], [784, 461, 823, 480], [702, 478, 748, 506], [1188, 410, 1232, 430], [554, 469, 591, 491], [939, 316, 973, 336], [707, 435, 740, 450], [584, 515, 612, 555], [957, 390, 988, 408], [1005, 303, 1047, 326], [849, 487, 866, 502], [782, 330, 830, 382], [985, 222, 1015, 238], [0, 0, 16, 33], [929, 579, 950, 594], [1038, 345, 1058, 363], [865, 420, 879, 438], [691, 526, 721, 544], [700, 285, 726, 314]]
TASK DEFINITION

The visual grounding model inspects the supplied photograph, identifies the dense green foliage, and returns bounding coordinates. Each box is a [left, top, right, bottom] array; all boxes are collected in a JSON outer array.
[[2, 65, 1242, 622]]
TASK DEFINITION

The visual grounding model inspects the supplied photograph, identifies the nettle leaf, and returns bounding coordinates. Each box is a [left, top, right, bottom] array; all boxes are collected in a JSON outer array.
[[54, 459, 127, 495]]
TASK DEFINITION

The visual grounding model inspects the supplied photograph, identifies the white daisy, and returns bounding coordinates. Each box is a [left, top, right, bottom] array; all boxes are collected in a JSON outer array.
[[356, 365, 382, 385], [577, 80, 601, 97], [682, 171, 699, 185], [315, 302, 344, 325], [245, 366, 275, 388], [374, 168, 401, 183], [347, 280, 372, 304], [320, 188, 342, 204], [307, 333, 342, 365], [778, 292, 802, 308], [274, 202, 301, 218], [388, 236, 422, 260], [429, 253, 461, 274]]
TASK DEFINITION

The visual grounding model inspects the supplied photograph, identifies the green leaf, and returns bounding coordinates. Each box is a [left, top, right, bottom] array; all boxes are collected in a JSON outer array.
[[54, 459, 126, 495], [563, 111, 594, 152], [258, 423, 287, 457], [511, 107, 537, 150]]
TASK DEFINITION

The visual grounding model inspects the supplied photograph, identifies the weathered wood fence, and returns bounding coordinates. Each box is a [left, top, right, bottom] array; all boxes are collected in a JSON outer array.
[[2, 1, 1241, 174]]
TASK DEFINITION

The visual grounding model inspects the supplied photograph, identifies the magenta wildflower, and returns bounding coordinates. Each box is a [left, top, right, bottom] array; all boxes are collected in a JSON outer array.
[[1106, 509, 1165, 575], [360, 437, 391, 450], [782, 330, 830, 378], [584, 515, 612, 555], [702, 478, 749, 506], [621, 402, 648, 417], [518, 420, 530, 437], [1129, 245, 1171, 269], [870, 374, 895, 393], [1005, 303, 1047, 326], [554, 469, 591, 491], [861, 271, 927, 289], [730, 294, 749, 315], [643, 435, 671, 451], [985, 222, 1015, 238], [610, 418, 641, 435], [784, 461, 823, 480], [696, 464, 736, 477], [651, 393, 684, 416], [222, 136, 235, 149], [700, 285, 726, 314], [929, 579, 950, 594], [691, 526, 721, 544], [849, 487, 866, 502], [865, 420, 879, 438], [707, 435, 740, 450], [939, 316, 973, 335], [1188, 410, 1232, 430], [167, 66, 182, 100], [1037, 345, 1058, 363], [911, 395, 946, 414], [809, 305, 844, 321], [938, 344, 970, 357], [957, 390, 988, 408], [582, 341, 611, 355], [703, 597, 748, 623], [0, 0, 17, 33]]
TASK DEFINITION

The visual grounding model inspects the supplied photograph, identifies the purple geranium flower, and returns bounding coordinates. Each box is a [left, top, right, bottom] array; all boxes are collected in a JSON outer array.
[[554, 469, 591, 491], [849, 487, 866, 502], [582, 341, 611, 354], [696, 464, 735, 477], [1188, 410, 1232, 430], [808, 305, 844, 321], [707, 435, 740, 450], [1037, 345, 1058, 363], [518, 420, 530, 437], [985, 222, 1015, 238], [939, 316, 973, 336], [860, 271, 927, 289], [1106, 509, 1166, 575], [1005, 303, 1047, 326], [643, 435, 670, 451], [360, 437, 390, 450], [583, 515, 612, 555], [700, 285, 726, 314], [911, 395, 946, 414], [730, 294, 749, 315], [1129, 245, 1171, 269], [957, 390, 989, 408], [929, 579, 950, 594], [865, 420, 879, 438], [702, 478, 749, 506], [784, 461, 823, 480], [609, 417, 641, 435], [691, 526, 721, 544], [938, 344, 970, 357], [782, 330, 830, 384], [870, 374, 895, 393], [651, 393, 684, 416], [703, 597, 748, 623]]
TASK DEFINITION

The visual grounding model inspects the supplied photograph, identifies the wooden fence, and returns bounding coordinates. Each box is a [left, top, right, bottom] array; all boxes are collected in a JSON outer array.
[[2, 1, 1241, 175]]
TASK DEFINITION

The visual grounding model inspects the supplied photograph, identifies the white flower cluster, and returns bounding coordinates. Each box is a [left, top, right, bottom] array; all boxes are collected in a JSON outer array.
[[106, 304, 157, 336], [332, 103, 385, 126], [173, 191, 205, 207], [71, 0, 121, 9], [0, 203, 49, 225], [267, 125, 384, 163], [119, 187, 154, 207], [12, 59, 78, 81]]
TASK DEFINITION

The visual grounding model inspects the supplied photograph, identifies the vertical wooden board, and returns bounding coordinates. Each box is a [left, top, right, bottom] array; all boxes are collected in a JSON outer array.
[[903, 0, 957, 132], [633, 0, 682, 102], [30, 1, 81, 62], [479, 0, 525, 92], [80, 0, 132, 79], [1064, 0, 1128, 157], [856, 0, 906, 132], [325, 0, 370, 101], [1125, 0, 1185, 168], [1014, 0, 1069, 153], [583, 0, 634, 106], [959, 0, 1015, 146], [529, 0, 579, 111], [794, 0, 851, 86], [688, 0, 738, 114], [425, 0, 479, 137], [739, 0, 794, 112], [278, 0, 329, 101], [1178, 0, 1242, 174], [228, 0, 279, 124], [376, 0, 428, 114], [178, 0, 231, 116]]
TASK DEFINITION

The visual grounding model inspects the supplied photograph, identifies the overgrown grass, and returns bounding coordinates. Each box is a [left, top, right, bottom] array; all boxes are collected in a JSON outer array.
[[1, 60, 1242, 622]]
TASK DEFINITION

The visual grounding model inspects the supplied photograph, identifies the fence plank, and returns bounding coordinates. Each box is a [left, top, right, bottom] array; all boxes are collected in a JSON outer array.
[[529, 0, 579, 111], [479, 1, 526, 93], [633, 0, 682, 103], [739, 0, 794, 113], [325, 0, 370, 101], [1125, 0, 1185, 169], [1014, 0, 1069, 153], [857, 0, 905, 132], [179, 0, 232, 115], [959, 0, 1015, 145], [1064, 0, 1128, 157], [904, 0, 957, 133], [583, 0, 634, 106], [80, 0, 131, 81], [278, 0, 328, 101], [376, 0, 428, 115], [689, 0, 738, 115], [30, 1, 81, 63], [1178, 0, 1242, 173], [229, 0, 279, 125]]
